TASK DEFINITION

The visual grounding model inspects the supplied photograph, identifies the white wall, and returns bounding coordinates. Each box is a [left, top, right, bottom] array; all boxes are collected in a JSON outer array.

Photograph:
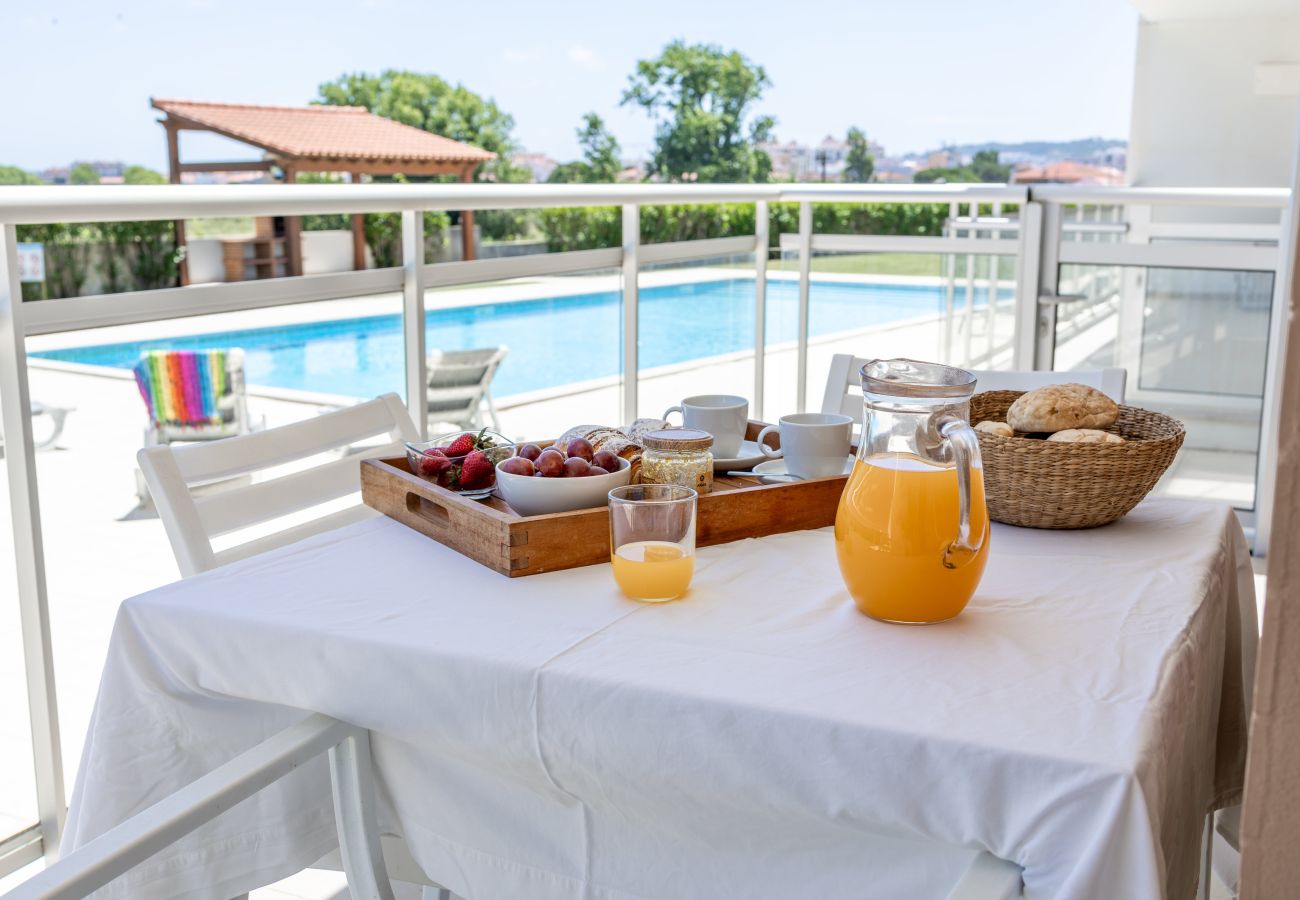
[[1128, 13, 1300, 198], [187, 239, 223, 284], [187, 231, 366, 284], [301, 230, 365, 275]]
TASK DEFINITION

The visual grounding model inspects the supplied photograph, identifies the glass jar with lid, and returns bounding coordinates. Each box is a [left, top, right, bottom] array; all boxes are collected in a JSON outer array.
[[641, 429, 714, 494]]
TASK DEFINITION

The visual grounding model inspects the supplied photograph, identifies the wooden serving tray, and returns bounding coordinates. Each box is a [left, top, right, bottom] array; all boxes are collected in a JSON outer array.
[[360, 421, 850, 577]]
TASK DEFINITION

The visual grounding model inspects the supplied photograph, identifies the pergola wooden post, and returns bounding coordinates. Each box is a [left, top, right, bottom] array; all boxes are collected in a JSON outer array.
[[350, 172, 366, 271], [151, 98, 494, 281], [280, 163, 303, 277], [460, 167, 477, 262], [164, 121, 190, 286]]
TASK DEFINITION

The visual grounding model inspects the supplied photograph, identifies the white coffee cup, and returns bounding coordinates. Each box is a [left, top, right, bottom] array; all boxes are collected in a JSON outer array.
[[756, 413, 853, 479], [663, 394, 749, 458]]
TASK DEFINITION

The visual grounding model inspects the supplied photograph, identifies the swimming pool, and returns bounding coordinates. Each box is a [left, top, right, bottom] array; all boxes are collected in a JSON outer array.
[[34, 278, 1004, 399]]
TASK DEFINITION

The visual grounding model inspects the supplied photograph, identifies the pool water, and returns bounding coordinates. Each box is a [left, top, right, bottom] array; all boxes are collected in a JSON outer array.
[[34, 278, 1004, 399]]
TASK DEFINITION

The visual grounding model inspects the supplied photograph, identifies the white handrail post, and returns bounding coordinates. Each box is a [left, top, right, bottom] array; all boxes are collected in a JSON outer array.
[[401, 210, 428, 440], [753, 200, 768, 419], [621, 204, 640, 422], [943, 201, 959, 364], [1012, 199, 1045, 370], [0, 224, 65, 861], [1255, 186, 1296, 556], [796, 201, 812, 413]]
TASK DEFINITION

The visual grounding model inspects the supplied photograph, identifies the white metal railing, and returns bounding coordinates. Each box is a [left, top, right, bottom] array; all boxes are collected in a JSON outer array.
[[0, 181, 1292, 874]]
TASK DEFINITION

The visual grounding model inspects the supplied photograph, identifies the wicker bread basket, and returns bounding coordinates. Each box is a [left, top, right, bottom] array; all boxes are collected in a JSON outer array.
[[970, 390, 1185, 529]]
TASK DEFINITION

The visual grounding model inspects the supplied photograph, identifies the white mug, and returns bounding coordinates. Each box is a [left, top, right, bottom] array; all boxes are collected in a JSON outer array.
[[756, 413, 853, 479], [663, 394, 749, 458]]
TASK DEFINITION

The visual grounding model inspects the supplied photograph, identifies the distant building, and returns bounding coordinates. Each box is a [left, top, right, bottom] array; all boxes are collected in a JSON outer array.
[[759, 134, 886, 182], [1012, 161, 1125, 186], [616, 163, 645, 183], [40, 160, 127, 185], [512, 152, 559, 183], [1089, 146, 1128, 171], [923, 148, 960, 170]]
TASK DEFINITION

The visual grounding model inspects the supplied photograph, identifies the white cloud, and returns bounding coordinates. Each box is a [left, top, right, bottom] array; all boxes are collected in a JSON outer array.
[[567, 45, 601, 70]]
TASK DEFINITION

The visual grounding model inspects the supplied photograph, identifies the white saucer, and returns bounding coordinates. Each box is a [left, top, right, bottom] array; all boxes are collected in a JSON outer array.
[[712, 440, 771, 472], [751, 456, 855, 483]]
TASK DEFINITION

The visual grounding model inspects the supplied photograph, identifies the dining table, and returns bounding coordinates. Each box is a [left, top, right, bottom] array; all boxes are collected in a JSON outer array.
[[62, 496, 1256, 900]]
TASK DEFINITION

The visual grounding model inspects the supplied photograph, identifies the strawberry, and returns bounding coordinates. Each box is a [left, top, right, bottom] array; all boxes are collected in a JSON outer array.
[[458, 450, 495, 491], [444, 433, 476, 458], [417, 448, 451, 478]]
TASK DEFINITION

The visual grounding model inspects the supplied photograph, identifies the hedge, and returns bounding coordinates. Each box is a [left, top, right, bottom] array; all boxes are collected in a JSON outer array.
[[538, 201, 963, 253]]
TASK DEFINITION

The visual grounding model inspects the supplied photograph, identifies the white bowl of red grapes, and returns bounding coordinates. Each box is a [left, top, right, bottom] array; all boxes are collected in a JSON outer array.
[[405, 429, 515, 499], [494, 437, 632, 516]]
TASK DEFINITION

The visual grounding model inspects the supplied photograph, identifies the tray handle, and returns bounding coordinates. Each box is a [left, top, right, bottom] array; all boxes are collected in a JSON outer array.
[[405, 491, 452, 529]]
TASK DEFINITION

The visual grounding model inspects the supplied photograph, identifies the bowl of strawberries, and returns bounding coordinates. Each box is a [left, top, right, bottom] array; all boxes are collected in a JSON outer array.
[[405, 429, 515, 499]]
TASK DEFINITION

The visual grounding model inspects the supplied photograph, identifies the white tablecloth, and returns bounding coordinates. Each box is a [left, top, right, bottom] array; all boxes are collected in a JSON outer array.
[[64, 499, 1256, 900]]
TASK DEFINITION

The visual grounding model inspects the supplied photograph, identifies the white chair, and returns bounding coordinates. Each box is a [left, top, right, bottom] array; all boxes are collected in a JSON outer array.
[[426, 346, 507, 433], [0, 400, 73, 455], [137, 392, 458, 898], [138, 392, 418, 578], [820, 353, 1127, 424]]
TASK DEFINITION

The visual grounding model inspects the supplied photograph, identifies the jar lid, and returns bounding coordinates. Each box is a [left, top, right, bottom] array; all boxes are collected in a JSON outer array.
[[643, 428, 714, 451]]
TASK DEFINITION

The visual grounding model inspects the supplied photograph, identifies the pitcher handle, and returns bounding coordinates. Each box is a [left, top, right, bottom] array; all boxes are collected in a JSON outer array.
[[937, 415, 984, 569]]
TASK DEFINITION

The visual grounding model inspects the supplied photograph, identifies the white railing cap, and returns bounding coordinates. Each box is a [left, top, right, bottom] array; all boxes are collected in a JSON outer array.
[[0, 182, 1289, 225]]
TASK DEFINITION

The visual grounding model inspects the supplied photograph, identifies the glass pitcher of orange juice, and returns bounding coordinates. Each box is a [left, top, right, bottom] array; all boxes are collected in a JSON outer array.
[[834, 358, 989, 623]]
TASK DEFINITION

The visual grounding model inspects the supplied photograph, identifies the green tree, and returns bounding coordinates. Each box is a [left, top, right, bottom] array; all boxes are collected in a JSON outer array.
[[317, 69, 531, 240], [547, 113, 622, 184], [0, 166, 43, 185], [969, 149, 1011, 182], [843, 128, 874, 183], [69, 163, 100, 185], [123, 165, 167, 185], [621, 41, 774, 183], [316, 70, 516, 180]]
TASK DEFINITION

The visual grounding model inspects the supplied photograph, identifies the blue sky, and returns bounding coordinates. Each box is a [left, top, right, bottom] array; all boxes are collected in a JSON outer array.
[[2, 0, 1138, 172]]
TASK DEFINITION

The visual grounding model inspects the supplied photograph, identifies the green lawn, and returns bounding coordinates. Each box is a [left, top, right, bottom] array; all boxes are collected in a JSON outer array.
[[769, 252, 1016, 280]]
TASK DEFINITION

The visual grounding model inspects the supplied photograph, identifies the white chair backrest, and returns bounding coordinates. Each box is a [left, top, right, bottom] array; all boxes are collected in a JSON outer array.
[[139, 393, 418, 577], [820, 354, 1127, 424]]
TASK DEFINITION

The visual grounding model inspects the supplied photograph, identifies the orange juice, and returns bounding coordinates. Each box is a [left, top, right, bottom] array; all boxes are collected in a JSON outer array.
[[834, 453, 989, 623], [612, 541, 694, 602]]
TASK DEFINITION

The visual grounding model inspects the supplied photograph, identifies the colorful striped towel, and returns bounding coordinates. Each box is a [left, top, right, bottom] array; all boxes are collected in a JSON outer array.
[[133, 350, 233, 427]]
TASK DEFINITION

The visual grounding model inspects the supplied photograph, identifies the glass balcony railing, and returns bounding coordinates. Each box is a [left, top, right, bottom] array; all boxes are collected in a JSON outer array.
[[0, 181, 1291, 868]]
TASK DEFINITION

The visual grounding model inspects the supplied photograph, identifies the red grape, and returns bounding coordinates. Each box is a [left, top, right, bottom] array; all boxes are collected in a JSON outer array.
[[536, 449, 566, 477], [588, 465, 609, 476], [566, 438, 594, 462], [518, 443, 542, 461], [591, 449, 619, 472], [563, 457, 591, 478], [500, 456, 535, 477]]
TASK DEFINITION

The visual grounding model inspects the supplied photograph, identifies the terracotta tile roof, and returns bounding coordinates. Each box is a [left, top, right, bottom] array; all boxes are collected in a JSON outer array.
[[151, 98, 496, 165], [1012, 161, 1124, 186]]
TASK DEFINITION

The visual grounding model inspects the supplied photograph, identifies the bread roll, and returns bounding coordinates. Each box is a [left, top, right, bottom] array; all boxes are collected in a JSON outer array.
[[974, 420, 1014, 437], [1006, 384, 1119, 433], [1046, 428, 1125, 444]]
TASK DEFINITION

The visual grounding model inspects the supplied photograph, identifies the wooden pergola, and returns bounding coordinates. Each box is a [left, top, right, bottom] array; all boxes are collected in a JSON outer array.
[[151, 98, 496, 283]]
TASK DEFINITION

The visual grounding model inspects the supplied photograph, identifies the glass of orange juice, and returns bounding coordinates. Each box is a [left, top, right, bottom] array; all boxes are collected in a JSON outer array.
[[608, 484, 697, 602]]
